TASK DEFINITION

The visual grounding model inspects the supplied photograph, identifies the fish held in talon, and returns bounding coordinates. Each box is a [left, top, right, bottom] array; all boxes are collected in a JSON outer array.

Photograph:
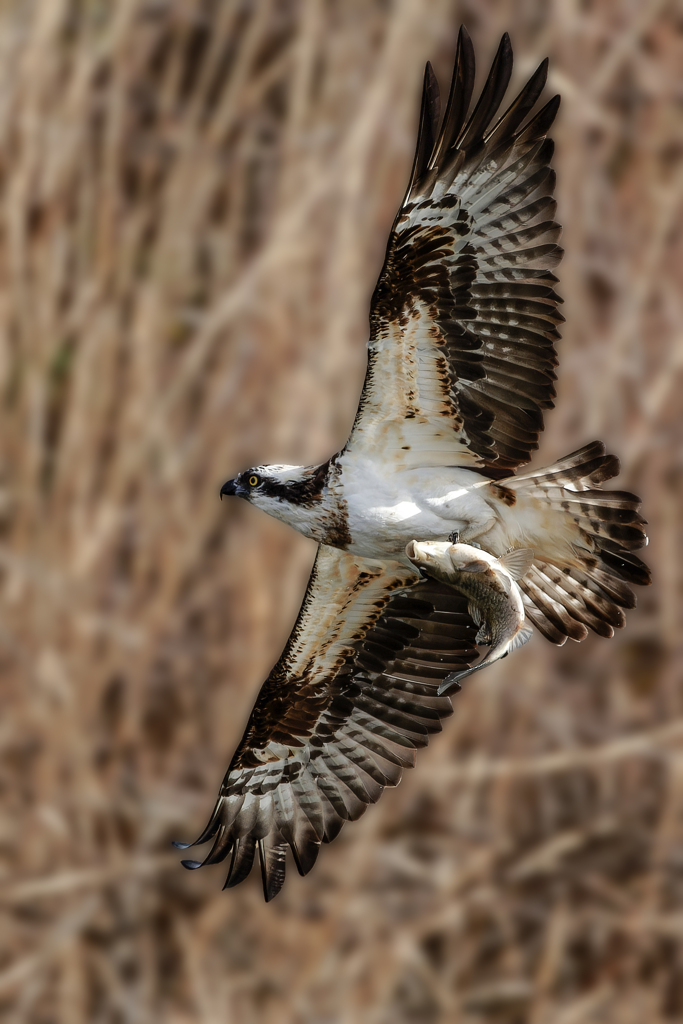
[[406, 540, 535, 694]]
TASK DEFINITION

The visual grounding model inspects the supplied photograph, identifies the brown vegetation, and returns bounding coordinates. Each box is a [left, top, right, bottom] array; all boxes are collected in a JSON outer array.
[[0, 1, 681, 1021]]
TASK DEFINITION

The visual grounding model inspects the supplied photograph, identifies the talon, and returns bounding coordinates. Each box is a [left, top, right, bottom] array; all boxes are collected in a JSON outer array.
[[448, 531, 460, 544]]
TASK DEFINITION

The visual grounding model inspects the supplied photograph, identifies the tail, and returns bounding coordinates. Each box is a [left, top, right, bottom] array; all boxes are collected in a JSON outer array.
[[499, 442, 650, 645]]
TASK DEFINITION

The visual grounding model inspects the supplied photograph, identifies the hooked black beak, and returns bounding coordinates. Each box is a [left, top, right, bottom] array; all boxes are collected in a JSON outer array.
[[220, 478, 238, 500]]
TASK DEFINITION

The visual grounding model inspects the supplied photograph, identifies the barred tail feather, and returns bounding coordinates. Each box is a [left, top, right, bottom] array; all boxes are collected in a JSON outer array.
[[505, 442, 650, 644]]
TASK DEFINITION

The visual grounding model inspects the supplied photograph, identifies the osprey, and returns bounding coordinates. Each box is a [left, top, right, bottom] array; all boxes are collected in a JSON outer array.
[[175, 29, 650, 900]]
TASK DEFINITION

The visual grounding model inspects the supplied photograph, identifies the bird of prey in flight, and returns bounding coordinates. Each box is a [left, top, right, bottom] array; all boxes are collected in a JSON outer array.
[[175, 28, 650, 900]]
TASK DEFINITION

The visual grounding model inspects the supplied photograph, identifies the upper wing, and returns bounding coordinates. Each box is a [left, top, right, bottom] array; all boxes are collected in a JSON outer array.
[[175, 545, 477, 900], [347, 28, 563, 478]]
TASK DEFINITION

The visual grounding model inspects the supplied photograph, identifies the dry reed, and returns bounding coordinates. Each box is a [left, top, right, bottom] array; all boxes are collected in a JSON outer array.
[[0, 1, 681, 1021]]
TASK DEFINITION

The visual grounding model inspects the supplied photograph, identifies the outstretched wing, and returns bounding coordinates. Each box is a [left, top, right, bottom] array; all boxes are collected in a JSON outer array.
[[347, 28, 563, 478], [175, 545, 478, 900]]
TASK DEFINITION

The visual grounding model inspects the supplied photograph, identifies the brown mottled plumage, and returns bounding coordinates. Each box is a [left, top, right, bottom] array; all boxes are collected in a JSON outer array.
[[179, 28, 650, 900], [175, 547, 477, 900], [354, 29, 562, 477]]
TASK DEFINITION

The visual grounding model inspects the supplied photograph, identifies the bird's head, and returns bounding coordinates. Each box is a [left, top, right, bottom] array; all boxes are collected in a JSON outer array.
[[220, 462, 331, 530]]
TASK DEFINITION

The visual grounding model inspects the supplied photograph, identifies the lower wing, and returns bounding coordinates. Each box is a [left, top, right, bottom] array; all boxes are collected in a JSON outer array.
[[174, 545, 478, 900]]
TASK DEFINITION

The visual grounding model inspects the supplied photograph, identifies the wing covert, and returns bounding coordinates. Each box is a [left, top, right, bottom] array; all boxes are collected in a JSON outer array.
[[348, 27, 563, 477], [175, 545, 478, 900]]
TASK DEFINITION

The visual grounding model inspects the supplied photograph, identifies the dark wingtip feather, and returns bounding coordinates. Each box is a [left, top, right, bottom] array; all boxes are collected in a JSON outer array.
[[291, 839, 322, 877], [428, 25, 476, 169], [458, 24, 476, 84], [259, 838, 287, 902], [517, 94, 560, 144], [456, 31, 513, 151], [484, 57, 549, 148], [407, 61, 441, 196], [223, 836, 257, 890], [423, 60, 440, 128]]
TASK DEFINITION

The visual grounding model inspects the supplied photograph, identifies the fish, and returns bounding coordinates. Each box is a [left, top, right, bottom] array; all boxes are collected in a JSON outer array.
[[405, 539, 535, 695]]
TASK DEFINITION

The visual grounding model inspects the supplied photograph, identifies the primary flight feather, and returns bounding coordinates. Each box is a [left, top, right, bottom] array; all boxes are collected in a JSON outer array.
[[176, 28, 650, 900]]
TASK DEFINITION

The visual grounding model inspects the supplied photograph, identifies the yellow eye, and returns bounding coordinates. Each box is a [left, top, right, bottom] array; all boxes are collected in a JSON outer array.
[[249, 475, 259, 487]]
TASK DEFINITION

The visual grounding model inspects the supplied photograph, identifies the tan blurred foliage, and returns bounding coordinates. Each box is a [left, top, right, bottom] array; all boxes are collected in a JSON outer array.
[[0, 0, 681, 1021]]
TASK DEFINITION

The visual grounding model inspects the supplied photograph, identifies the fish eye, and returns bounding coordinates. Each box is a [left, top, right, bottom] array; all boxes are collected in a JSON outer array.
[[248, 474, 260, 487]]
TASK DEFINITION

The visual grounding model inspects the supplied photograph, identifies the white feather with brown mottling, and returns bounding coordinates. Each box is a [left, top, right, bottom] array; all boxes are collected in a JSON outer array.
[[190, 29, 651, 899], [175, 546, 478, 900]]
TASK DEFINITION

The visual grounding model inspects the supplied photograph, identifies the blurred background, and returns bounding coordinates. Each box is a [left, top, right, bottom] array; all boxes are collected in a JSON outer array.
[[0, 0, 680, 1021]]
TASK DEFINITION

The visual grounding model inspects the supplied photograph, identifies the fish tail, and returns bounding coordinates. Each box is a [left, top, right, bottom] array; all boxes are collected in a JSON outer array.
[[438, 661, 481, 694], [438, 637, 512, 693], [499, 441, 650, 645]]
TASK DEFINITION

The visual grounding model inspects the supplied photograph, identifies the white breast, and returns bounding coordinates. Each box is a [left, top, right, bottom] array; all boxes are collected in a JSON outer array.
[[335, 455, 499, 558]]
